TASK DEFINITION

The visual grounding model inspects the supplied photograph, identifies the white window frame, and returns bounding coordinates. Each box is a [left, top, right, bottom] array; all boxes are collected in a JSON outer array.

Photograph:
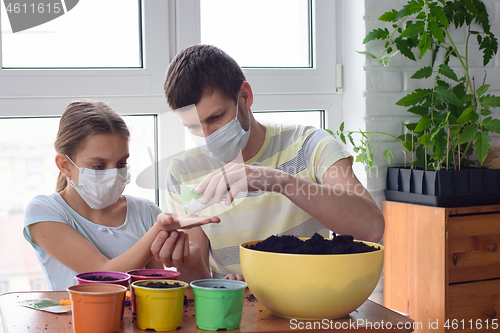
[[0, 0, 171, 118], [175, 0, 343, 131], [0, 0, 178, 208]]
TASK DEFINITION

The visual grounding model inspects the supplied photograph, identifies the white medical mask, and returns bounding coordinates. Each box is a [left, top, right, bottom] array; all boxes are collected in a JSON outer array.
[[191, 99, 251, 161], [66, 155, 130, 210]]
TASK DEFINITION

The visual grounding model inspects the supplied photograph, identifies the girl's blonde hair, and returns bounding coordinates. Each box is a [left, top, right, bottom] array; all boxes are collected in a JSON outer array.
[[54, 100, 130, 192]]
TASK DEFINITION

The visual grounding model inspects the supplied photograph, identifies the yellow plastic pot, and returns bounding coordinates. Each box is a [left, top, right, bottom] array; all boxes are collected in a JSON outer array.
[[240, 238, 384, 320], [131, 280, 188, 331]]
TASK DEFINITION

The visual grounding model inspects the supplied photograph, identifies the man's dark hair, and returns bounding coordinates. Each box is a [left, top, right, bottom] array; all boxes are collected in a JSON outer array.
[[164, 44, 246, 110]]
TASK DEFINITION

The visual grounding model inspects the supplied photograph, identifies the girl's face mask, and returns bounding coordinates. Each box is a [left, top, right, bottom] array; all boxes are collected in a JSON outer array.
[[191, 98, 251, 162], [66, 155, 130, 210]]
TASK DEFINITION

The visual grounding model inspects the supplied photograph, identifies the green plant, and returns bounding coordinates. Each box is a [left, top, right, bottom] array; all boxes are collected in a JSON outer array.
[[331, 0, 500, 173]]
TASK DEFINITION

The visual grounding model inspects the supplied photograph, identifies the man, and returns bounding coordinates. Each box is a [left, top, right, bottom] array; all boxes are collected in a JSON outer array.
[[152, 45, 384, 282]]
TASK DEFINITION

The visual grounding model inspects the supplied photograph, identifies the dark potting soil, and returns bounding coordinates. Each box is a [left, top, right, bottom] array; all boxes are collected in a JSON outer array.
[[144, 282, 182, 289], [83, 275, 119, 281], [211, 286, 226, 288], [145, 274, 163, 277], [245, 233, 379, 255]]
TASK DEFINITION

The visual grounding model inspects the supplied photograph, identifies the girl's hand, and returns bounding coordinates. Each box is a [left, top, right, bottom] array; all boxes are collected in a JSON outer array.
[[223, 273, 245, 281], [155, 213, 220, 232], [151, 224, 212, 282], [151, 230, 201, 270]]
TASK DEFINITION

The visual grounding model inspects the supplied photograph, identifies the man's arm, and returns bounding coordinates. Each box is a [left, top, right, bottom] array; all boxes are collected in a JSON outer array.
[[274, 157, 384, 242], [196, 158, 384, 243]]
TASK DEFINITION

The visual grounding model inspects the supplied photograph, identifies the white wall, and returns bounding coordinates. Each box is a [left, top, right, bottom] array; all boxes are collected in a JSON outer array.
[[341, 0, 371, 195]]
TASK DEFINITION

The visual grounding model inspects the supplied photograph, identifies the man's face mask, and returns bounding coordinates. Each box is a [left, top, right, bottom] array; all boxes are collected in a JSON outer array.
[[191, 97, 251, 162]]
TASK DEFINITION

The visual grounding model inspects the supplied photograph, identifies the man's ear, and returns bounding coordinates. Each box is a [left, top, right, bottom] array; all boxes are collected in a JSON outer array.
[[239, 82, 253, 109], [55, 153, 73, 178]]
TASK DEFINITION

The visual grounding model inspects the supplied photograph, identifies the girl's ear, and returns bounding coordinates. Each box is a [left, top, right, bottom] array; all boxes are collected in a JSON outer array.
[[55, 154, 73, 178]]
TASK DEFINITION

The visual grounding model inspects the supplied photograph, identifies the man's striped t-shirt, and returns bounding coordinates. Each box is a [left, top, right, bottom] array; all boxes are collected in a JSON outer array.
[[165, 123, 352, 278]]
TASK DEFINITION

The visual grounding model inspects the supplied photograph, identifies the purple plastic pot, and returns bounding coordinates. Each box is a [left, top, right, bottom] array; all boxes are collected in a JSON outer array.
[[75, 271, 131, 288], [126, 269, 181, 314]]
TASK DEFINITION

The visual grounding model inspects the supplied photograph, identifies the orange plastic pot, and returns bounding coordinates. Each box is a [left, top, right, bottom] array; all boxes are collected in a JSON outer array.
[[67, 283, 127, 333]]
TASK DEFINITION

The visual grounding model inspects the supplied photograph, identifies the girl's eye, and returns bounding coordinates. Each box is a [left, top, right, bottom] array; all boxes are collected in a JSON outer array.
[[92, 165, 104, 170], [118, 162, 128, 168]]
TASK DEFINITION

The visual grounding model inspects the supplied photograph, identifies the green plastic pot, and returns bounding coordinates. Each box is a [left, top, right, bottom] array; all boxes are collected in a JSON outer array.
[[190, 279, 247, 331]]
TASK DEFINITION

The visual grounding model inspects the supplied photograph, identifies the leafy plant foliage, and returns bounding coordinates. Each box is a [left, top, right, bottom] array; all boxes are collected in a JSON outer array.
[[333, 0, 500, 173]]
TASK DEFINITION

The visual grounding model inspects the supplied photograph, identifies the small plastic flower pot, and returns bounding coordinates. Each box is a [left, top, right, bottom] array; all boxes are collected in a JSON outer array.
[[126, 269, 180, 314], [75, 271, 130, 288], [131, 280, 188, 331], [67, 283, 127, 333], [190, 279, 247, 331]]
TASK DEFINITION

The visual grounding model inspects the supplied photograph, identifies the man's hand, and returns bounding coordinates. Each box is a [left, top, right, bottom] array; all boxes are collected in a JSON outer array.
[[195, 163, 285, 206]]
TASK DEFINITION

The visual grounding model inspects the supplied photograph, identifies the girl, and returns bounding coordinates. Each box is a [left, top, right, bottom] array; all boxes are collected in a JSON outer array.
[[23, 100, 219, 290]]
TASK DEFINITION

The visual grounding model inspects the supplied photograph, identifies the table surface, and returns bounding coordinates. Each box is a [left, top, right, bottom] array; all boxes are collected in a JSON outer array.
[[1, 289, 414, 332]]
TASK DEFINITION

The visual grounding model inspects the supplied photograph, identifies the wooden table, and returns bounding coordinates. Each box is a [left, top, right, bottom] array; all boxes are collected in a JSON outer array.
[[1, 289, 415, 332]]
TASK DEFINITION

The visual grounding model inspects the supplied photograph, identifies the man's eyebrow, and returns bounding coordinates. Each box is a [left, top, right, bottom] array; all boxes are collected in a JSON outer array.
[[203, 106, 228, 120], [183, 106, 228, 127]]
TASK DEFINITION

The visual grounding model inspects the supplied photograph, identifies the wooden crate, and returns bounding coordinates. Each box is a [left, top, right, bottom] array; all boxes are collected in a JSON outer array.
[[383, 202, 500, 333]]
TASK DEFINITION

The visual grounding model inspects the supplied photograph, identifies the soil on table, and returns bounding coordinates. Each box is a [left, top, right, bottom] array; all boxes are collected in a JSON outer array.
[[82, 275, 119, 281], [245, 233, 379, 255], [144, 281, 183, 289], [183, 295, 194, 306]]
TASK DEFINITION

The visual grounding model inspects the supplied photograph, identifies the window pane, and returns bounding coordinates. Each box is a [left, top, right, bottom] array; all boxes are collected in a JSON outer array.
[[254, 110, 323, 128], [184, 110, 323, 150], [0, 117, 58, 293], [0, 115, 156, 292], [200, 0, 311, 68], [0, 0, 142, 68], [121, 115, 157, 202]]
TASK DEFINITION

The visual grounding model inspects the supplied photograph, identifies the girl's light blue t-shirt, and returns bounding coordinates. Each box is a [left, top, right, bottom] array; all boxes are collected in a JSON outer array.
[[23, 193, 162, 291]]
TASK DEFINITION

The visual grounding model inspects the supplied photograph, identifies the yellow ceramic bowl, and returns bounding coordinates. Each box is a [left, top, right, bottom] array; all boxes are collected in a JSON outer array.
[[240, 238, 384, 320]]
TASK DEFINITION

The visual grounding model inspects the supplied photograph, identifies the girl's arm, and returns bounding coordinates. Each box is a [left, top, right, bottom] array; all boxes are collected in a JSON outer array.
[[28, 214, 219, 273]]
